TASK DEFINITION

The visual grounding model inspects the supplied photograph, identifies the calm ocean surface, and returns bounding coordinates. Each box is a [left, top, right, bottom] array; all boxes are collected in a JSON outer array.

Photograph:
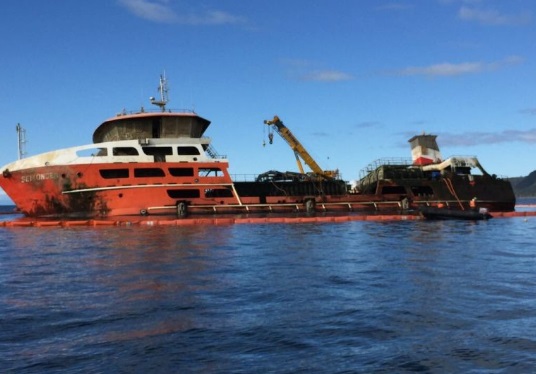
[[1, 203, 536, 373]]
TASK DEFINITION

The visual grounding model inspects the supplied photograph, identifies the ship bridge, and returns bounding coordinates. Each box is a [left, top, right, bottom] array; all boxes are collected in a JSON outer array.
[[92, 111, 211, 144]]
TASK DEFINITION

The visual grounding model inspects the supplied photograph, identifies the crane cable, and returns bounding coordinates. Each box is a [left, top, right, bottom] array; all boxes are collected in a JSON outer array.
[[262, 122, 266, 147], [263, 124, 275, 147], [443, 178, 464, 210]]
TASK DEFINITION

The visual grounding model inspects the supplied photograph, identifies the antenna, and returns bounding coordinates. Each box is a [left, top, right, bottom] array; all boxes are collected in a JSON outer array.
[[16, 123, 27, 160], [150, 73, 169, 112]]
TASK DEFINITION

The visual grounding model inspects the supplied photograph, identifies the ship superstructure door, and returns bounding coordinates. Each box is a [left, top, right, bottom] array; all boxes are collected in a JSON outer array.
[[152, 118, 161, 138]]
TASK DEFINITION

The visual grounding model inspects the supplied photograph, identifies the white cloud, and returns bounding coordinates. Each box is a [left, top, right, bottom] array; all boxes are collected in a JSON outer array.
[[400, 62, 482, 76], [438, 128, 536, 146], [394, 56, 523, 77], [281, 59, 354, 82], [179, 10, 245, 26], [301, 70, 354, 82], [118, 0, 245, 25], [458, 6, 532, 26], [118, 0, 178, 23]]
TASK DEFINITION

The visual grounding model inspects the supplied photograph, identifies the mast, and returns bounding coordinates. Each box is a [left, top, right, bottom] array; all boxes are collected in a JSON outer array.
[[150, 73, 169, 112], [16, 123, 27, 160]]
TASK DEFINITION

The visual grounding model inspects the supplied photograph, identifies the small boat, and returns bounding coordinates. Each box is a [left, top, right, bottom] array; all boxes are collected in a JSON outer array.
[[419, 206, 492, 220]]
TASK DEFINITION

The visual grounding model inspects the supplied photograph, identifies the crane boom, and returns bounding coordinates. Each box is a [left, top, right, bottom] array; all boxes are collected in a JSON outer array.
[[263, 115, 338, 180]]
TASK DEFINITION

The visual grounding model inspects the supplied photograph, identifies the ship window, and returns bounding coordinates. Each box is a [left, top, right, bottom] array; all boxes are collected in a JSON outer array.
[[177, 146, 201, 156], [142, 147, 173, 156], [381, 186, 407, 194], [77, 147, 108, 157], [205, 188, 233, 198], [169, 167, 194, 177], [100, 169, 129, 179], [410, 186, 434, 196], [134, 168, 165, 177], [143, 146, 173, 162], [198, 168, 224, 177], [113, 147, 139, 156], [167, 189, 201, 198]]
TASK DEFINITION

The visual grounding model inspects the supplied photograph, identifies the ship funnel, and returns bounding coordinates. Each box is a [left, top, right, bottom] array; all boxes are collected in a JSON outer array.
[[408, 134, 442, 166]]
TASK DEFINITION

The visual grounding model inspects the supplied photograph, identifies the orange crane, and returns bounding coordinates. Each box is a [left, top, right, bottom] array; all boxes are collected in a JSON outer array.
[[263, 115, 339, 180]]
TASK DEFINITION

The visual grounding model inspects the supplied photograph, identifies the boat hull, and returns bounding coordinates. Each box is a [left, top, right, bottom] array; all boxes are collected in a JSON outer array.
[[0, 162, 236, 217], [0, 165, 392, 217], [0, 162, 516, 217]]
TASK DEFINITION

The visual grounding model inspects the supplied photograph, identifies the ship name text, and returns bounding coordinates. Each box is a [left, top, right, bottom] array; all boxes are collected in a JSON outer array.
[[21, 173, 60, 183]]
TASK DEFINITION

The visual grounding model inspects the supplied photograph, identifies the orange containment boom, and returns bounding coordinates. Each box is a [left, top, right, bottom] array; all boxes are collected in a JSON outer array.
[[1, 211, 535, 228]]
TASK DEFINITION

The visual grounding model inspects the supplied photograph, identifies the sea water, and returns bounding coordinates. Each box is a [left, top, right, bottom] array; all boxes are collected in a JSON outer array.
[[0, 206, 535, 373]]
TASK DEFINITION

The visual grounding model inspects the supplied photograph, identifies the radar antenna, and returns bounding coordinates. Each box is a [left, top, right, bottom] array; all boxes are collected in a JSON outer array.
[[150, 73, 169, 112], [16, 123, 27, 160]]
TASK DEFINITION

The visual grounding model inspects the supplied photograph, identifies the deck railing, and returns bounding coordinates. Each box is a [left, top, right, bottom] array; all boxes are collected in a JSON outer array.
[[358, 158, 412, 180]]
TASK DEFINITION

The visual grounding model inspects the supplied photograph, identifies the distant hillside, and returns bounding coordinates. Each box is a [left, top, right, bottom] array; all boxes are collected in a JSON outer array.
[[510, 170, 536, 197]]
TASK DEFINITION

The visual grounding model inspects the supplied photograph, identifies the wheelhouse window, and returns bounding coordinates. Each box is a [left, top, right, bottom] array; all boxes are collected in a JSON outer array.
[[113, 147, 139, 156], [100, 169, 129, 179], [169, 168, 194, 177], [142, 146, 173, 162], [198, 168, 224, 177], [134, 168, 165, 177], [177, 146, 201, 156], [142, 147, 173, 156]]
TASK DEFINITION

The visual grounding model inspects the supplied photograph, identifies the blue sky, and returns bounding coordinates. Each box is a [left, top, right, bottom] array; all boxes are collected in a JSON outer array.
[[1, 0, 535, 203]]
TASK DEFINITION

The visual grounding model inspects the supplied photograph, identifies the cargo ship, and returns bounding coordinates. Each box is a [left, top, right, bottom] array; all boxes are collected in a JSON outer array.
[[0, 76, 515, 217]]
